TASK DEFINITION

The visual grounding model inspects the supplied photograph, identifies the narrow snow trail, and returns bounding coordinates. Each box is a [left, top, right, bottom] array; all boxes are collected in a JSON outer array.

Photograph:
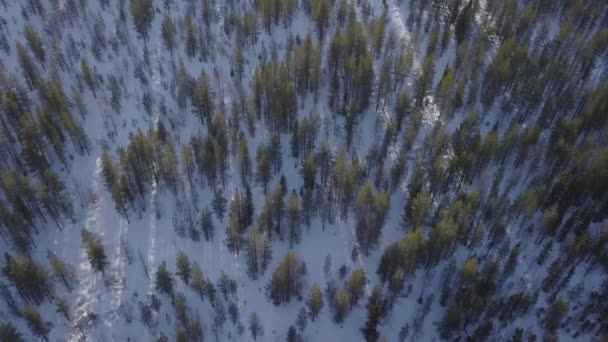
[[387, 0, 411, 43], [146, 40, 163, 294], [386, 0, 442, 140], [69, 157, 103, 341]]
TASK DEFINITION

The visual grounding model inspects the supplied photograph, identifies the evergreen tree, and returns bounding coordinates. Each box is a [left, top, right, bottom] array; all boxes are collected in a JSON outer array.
[[355, 181, 390, 255], [455, 0, 473, 45], [543, 299, 568, 334], [190, 262, 206, 301], [226, 213, 246, 256], [225, 301, 238, 326], [312, 0, 331, 41], [347, 268, 367, 307], [287, 191, 301, 248], [2, 255, 52, 305], [460, 257, 478, 285], [248, 312, 263, 340], [47, 251, 76, 291], [244, 184, 255, 227], [16, 43, 40, 90], [414, 54, 435, 106], [238, 132, 252, 186], [24, 26, 45, 65], [333, 287, 351, 323], [246, 227, 272, 279], [387, 268, 405, 307], [266, 252, 305, 305], [81, 228, 107, 273], [409, 190, 431, 229], [256, 145, 272, 194], [23, 305, 50, 342], [200, 207, 215, 241], [193, 71, 214, 124], [296, 306, 308, 332], [175, 250, 191, 285], [130, 0, 154, 40], [55, 295, 70, 322], [161, 16, 176, 54], [361, 286, 386, 342], [307, 283, 324, 321], [155, 261, 173, 296], [0, 322, 23, 342], [212, 191, 227, 222], [427, 211, 457, 266], [510, 329, 523, 342], [108, 76, 122, 112], [286, 325, 302, 342]]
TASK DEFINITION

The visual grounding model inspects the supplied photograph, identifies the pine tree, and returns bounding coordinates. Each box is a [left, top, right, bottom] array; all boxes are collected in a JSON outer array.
[[355, 181, 390, 255], [55, 295, 70, 321], [266, 252, 305, 305], [414, 54, 435, 106], [347, 268, 367, 307], [81, 228, 107, 273], [2, 255, 52, 305], [361, 286, 386, 342], [287, 191, 301, 248], [25, 25, 46, 64], [388, 268, 405, 307], [312, 0, 331, 41], [155, 261, 173, 296], [427, 211, 457, 266], [23, 305, 50, 342], [286, 325, 302, 342], [541, 205, 560, 240], [502, 243, 520, 280], [409, 190, 431, 229], [161, 16, 176, 54], [244, 184, 255, 226], [371, 9, 388, 58], [212, 190, 227, 222], [333, 287, 351, 323], [296, 306, 308, 332], [184, 14, 198, 57], [47, 251, 76, 291], [225, 190, 248, 255], [460, 257, 478, 285], [108, 76, 122, 113], [0, 322, 23, 342], [510, 328, 523, 342], [193, 71, 214, 124], [455, 1, 473, 45], [246, 227, 272, 279], [16, 42, 40, 90], [190, 262, 206, 301], [238, 132, 252, 186], [543, 299, 568, 334], [256, 145, 272, 194], [200, 207, 215, 241], [248, 312, 263, 340], [81, 58, 97, 96], [130, 0, 154, 40], [101, 151, 117, 191], [227, 301, 239, 325], [38, 169, 74, 226], [437, 66, 455, 113], [308, 283, 324, 321], [175, 250, 191, 285]]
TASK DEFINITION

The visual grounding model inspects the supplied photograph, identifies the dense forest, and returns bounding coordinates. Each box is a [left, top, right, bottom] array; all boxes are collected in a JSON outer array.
[[0, 0, 607, 341]]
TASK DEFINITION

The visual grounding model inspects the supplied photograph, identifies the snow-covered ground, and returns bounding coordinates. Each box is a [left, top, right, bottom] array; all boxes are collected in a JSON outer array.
[[0, 0, 606, 341]]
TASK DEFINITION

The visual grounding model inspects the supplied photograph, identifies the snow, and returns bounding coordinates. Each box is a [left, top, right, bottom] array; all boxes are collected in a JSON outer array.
[[0, 0, 605, 341]]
